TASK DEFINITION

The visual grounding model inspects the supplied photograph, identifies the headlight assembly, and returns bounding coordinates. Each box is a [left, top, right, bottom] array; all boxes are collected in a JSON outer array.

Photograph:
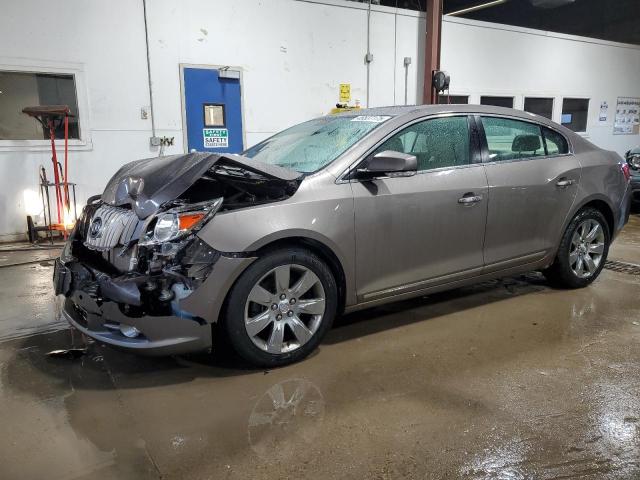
[[140, 197, 223, 246]]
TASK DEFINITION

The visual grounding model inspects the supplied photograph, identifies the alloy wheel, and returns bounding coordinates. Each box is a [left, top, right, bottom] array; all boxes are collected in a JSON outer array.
[[244, 264, 326, 354], [569, 219, 605, 278]]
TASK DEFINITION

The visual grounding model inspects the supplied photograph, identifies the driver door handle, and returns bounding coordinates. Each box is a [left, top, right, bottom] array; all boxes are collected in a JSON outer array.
[[458, 193, 483, 205], [556, 178, 575, 187]]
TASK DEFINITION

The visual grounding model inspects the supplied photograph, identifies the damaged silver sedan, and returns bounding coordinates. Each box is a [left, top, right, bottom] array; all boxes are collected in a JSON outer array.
[[55, 105, 631, 366]]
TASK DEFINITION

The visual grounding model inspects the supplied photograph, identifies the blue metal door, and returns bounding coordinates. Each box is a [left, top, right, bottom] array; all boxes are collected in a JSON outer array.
[[183, 67, 244, 153]]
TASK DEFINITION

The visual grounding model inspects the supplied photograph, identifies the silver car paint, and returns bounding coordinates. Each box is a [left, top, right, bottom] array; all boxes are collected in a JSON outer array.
[[351, 163, 488, 300], [198, 172, 359, 306], [198, 104, 629, 317], [481, 154, 582, 269]]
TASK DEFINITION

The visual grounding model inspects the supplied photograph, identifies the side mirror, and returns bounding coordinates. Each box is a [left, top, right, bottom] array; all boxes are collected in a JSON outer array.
[[357, 150, 417, 178]]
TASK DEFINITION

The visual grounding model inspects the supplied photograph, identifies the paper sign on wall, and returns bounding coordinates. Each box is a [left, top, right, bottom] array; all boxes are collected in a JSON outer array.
[[613, 97, 640, 135], [203, 128, 229, 148], [339, 83, 351, 103], [598, 101, 608, 122]]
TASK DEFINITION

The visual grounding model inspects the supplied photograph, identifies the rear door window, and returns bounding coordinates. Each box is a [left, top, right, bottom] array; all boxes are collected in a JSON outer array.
[[481, 117, 545, 162]]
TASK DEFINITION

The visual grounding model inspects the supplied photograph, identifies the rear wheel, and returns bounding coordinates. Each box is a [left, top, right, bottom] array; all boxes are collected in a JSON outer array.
[[224, 248, 337, 367], [544, 208, 610, 288]]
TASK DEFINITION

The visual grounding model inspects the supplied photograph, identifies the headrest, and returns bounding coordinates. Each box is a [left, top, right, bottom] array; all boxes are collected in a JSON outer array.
[[512, 134, 541, 152], [386, 136, 405, 153]]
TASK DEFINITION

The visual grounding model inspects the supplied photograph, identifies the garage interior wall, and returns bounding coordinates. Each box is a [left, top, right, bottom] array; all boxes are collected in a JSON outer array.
[[0, 0, 638, 241]]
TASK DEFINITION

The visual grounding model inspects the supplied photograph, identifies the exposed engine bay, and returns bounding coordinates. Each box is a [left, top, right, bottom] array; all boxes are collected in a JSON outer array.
[[62, 152, 302, 320]]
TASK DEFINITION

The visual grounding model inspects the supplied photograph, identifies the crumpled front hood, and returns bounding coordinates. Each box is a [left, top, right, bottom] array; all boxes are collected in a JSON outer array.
[[101, 152, 302, 219]]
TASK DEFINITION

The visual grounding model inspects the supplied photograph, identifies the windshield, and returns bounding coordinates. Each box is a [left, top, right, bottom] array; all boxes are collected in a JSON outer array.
[[242, 115, 391, 173]]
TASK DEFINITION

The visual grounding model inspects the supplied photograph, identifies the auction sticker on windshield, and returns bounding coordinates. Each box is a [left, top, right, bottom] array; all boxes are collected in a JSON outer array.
[[351, 115, 391, 123], [203, 128, 229, 148]]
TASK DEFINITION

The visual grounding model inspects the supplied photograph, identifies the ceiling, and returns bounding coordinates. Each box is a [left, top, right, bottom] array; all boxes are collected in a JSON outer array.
[[373, 0, 640, 45]]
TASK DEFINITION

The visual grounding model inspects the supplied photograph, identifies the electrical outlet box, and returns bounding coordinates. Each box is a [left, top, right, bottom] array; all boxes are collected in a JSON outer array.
[[404, 57, 412, 66], [149, 136, 161, 147], [364, 52, 374, 63]]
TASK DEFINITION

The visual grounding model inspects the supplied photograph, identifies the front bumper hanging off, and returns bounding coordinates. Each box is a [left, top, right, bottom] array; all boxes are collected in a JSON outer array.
[[55, 245, 255, 356]]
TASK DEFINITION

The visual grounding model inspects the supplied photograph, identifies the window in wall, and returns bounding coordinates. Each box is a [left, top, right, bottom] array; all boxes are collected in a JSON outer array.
[[481, 116, 545, 161], [0, 71, 79, 140], [204, 104, 225, 127], [480, 96, 514, 108], [437, 95, 469, 104], [543, 127, 569, 155], [561, 98, 589, 132], [373, 116, 470, 171], [524, 97, 553, 119]]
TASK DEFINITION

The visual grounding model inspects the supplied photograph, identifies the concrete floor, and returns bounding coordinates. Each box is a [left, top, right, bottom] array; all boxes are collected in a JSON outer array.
[[0, 221, 639, 480]]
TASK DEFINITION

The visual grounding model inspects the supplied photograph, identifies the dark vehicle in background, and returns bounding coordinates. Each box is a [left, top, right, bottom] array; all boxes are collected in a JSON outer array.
[[626, 146, 640, 208], [54, 105, 631, 367]]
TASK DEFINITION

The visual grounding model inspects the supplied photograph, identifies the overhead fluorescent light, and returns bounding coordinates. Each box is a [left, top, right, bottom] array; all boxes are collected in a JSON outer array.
[[447, 0, 508, 16]]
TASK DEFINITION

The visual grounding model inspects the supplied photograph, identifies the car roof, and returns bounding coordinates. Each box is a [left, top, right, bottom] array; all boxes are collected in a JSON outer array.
[[338, 103, 567, 129]]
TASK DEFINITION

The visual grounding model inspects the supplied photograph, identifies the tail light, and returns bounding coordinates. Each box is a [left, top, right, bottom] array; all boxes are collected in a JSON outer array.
[[621, 162, 631, 182]]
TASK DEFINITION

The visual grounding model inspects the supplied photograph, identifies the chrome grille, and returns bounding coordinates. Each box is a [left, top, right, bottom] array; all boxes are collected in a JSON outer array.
[[83, 204, 139, 251]]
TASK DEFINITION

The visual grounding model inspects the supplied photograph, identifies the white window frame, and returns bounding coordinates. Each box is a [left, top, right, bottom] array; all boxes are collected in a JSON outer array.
[[0, 57, 92, 152]]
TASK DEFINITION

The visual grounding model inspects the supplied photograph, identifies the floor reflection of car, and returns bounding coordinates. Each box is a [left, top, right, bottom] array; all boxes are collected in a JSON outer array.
[[625, 146, 640, 208], [54, 105, 631, 366]]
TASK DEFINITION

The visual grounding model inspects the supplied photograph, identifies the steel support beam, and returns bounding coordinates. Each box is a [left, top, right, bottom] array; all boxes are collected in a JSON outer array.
[[423, 0, 443, 104]]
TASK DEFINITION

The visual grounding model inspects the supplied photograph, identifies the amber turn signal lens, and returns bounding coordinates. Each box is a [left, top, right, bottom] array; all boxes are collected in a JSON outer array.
[[178, 213, 206, 230]]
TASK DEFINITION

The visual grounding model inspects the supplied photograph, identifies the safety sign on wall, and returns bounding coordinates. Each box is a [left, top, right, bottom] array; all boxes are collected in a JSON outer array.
[[339, 83, 351, 103], [203, 128, 229, 148], [613, 97, 640, 135]]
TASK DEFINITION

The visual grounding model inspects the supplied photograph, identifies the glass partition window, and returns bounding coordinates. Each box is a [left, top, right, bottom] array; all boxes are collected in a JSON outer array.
[[373, 116, 470, 171], [481, 117, 545, 161], [524, 97, 553, 119], [0, 71, 79, 140], [437, 95, 469, 105], [480, 96, 514, 108], [561, 98, 589, 132], [204, 104, 225, 127]]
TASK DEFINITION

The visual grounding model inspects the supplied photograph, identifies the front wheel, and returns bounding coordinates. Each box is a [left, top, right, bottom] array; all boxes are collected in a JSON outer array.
[[544, 207, 610, 288], [224, 248, 337, 367]]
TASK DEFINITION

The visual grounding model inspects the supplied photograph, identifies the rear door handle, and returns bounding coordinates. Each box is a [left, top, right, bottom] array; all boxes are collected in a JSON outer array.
[[556, 178, 575, 187], [458, 193, 483, 205]]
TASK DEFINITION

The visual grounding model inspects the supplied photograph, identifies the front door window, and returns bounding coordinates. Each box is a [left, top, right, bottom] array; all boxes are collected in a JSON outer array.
[[372, 116, 470, 171]]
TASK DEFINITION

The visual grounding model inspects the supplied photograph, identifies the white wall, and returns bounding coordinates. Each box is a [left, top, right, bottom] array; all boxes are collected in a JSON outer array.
[[145, 0, 425, 148], [441, 16, 640, 155], [0, 0, 154, 241], [0, 0, 638, 240]]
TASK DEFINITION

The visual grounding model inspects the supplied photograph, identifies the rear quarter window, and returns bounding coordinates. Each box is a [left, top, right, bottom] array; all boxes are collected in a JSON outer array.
[[543, 127, 569, 155]]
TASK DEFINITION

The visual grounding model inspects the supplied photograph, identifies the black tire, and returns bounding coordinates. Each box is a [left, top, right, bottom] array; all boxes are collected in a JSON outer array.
[[544, 207, 610, 288], [224, 247, 337, 367]]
